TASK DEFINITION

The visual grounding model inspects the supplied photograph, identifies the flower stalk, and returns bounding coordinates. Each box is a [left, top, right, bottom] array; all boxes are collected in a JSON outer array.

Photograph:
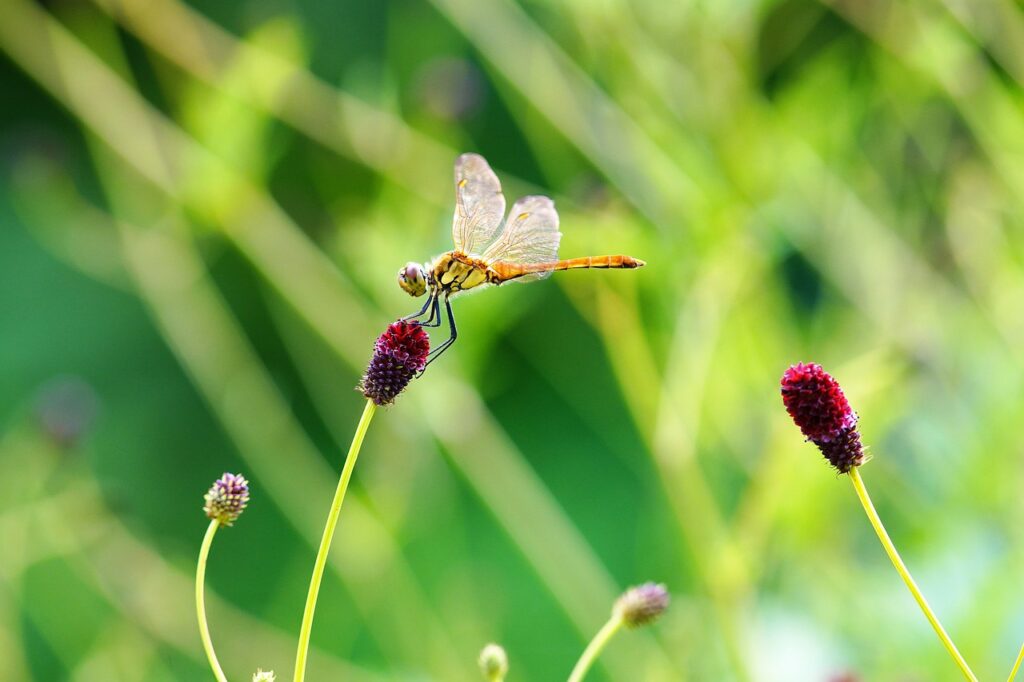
[[567, 614, 623, 682], [849, 467, 976, 681], [1008, 643, 1024, 682], [196, 519, 228, 682], [293, 398, 376, 682]]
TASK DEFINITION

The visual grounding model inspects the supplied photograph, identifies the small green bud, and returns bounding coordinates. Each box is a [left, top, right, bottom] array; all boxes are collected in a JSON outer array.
[[478, 643, 508, 681], [614, 582, 669, 628]]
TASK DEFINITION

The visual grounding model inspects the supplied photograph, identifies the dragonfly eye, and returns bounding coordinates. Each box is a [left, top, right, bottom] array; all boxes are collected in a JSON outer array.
[[398, 262, 427, 297]]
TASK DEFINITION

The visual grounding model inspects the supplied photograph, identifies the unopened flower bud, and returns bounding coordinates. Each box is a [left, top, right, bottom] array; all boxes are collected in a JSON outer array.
[[478, 643, 508, 681], [614, 582, 669, 628], [359, 321, 431, 406], [203, 472, 250, 526]]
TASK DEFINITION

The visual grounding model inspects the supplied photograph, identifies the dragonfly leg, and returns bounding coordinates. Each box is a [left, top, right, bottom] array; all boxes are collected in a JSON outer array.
[[418, 293, 443, 328], [403, 291, 443, 328], [423, 295, 457, 368], [402, 291, 434, 321]]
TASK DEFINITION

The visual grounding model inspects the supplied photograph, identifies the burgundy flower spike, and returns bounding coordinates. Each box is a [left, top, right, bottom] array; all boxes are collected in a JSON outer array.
[[781, 362, 864, 472], [359, 321, 430, 406]]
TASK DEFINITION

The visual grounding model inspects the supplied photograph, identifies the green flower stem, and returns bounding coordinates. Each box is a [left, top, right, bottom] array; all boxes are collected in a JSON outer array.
[[566, 613, 624, 682], [1007, 643, 1024, 682], [196, 519, 228, 682], [293, 399, 377, 682], [848, 467, 977, 681]]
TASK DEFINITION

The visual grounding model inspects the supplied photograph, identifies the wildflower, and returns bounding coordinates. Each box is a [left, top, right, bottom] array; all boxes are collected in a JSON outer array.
[[203, 472, 250, 526], [478, 643, 509, 681], [778, 363, 977, 678], [359, 320, 430, 406], [781, 363, 864, 472], [614, 582, 670, 628], [197, 473, 252, 681], [253, 670, 276, 682], [568, 581, 670, 682]]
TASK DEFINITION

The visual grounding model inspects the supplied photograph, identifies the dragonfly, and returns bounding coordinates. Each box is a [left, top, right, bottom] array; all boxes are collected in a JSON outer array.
[[399, 153, 646, 365]]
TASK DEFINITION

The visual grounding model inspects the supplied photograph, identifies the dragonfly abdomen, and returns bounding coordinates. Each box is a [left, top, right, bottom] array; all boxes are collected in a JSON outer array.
[[554, 254, 645, 270], [491, 254, 645, 282]]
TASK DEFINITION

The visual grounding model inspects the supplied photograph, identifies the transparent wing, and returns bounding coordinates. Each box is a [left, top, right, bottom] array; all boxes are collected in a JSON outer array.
[[452, 153, 506, 255], [482, 195, 561, 280]]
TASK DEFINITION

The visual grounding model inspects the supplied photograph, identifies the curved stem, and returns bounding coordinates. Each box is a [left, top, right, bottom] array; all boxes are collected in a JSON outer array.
[[1007, 642, 1024, 682], [196, 519, 228, 682], [566, 615, 624, 682], [848, 467, 977, 681], [293, 399, 377, 682]]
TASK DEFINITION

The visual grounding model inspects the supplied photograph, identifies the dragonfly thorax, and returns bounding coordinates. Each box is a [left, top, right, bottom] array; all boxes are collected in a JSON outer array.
[[430, 252, 494, 294]]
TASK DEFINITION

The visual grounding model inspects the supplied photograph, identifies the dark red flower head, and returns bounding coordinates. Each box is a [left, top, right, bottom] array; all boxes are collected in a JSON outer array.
[[781, 362, 864, 473], [781, 362, 857, 442], [359, 321, 430, 406]]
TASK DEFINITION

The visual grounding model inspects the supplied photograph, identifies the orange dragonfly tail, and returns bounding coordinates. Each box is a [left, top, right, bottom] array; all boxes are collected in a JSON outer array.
[[491, 254, 645, 282]]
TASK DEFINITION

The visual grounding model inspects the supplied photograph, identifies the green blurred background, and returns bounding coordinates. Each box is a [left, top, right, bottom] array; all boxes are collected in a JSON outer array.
[[2, 0, 1024, 679]]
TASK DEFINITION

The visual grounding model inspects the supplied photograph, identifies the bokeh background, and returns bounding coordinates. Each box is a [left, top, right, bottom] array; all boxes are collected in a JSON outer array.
[[2, 0, 1024, 680]]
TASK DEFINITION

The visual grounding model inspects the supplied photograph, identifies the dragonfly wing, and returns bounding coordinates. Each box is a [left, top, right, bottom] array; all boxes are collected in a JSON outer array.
[[452, 153, 506, 255], [482, 195, 561, 280]]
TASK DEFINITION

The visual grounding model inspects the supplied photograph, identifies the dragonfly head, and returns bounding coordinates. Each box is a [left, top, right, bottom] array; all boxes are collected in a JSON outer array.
[[398, 262, 428, 297]]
